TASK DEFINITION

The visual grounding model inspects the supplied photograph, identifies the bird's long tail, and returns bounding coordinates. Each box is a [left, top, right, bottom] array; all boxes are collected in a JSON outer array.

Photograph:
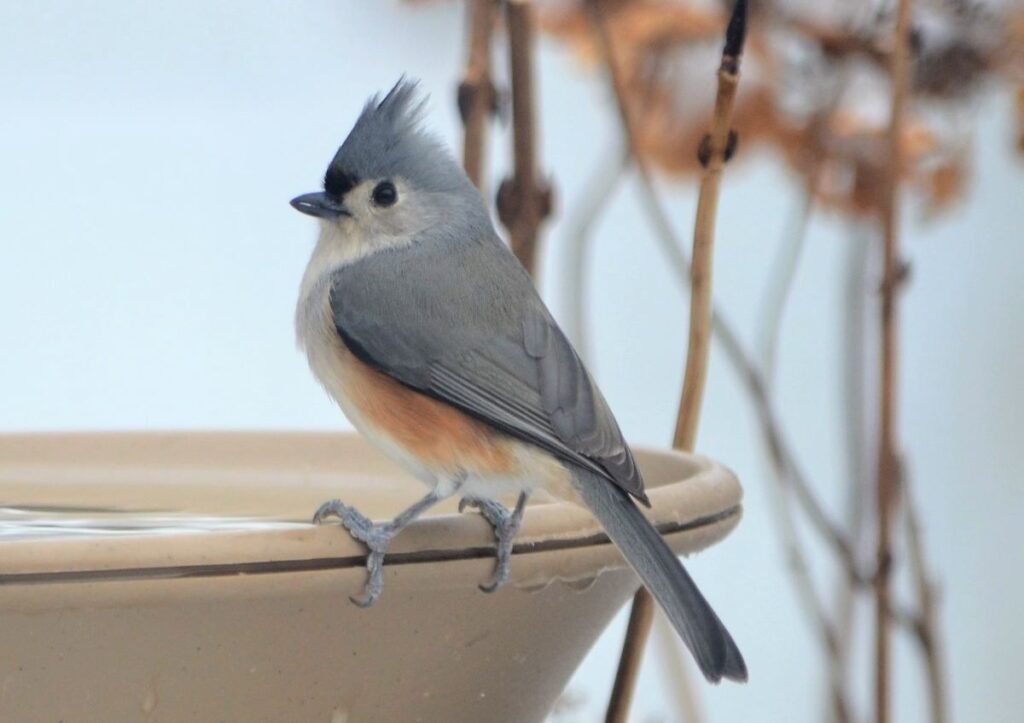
[[572, 471, 747, 683]]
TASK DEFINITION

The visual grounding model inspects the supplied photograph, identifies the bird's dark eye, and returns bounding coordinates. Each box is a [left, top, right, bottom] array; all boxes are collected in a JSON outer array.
[[371, 181, 397, 207]]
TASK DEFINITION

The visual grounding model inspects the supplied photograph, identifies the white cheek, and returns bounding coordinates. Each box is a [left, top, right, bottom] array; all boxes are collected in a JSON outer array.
[[347, 190, 373, 219]]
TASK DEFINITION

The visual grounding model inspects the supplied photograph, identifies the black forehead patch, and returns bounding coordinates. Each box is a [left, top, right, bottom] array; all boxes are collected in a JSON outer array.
[[324, 165, 359, 199]]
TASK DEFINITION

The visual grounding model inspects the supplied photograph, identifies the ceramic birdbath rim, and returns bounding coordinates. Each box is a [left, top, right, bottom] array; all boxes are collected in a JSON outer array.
[[0, 431, 743, 597]]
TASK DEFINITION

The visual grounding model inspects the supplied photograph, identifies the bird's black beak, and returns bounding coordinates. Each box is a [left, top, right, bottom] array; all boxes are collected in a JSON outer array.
[[290, 192, 351, 219]]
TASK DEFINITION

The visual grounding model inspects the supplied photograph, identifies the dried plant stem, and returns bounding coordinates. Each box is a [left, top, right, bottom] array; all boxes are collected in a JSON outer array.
[[561, 151, 709, 723], [458, 0, 498, 190], [757, 187, 814, 382], [902, 484, 948, 723], [765, 460, 853, 723], [673, 0, 746, 448], [632, 167, 847, 573], [570, 6, 942, 722], [1016, 86, 1024, 154], [584, 5, 684, 722], [634, 151, 865, 591], [631, 147, 868, 597], [746, 191, 848, 722], [832, 225, 872, 723], [756, 181, 853, 723], [605, 588, 655, 723], [589, 2, 748, 721], [496, 0, 552, 275], [562, 44, 664, 358], [652, 612, 705, 723], [583, 5, 685, 721], [875, 1, 913, 720], [633, 163, 868, 721], [647, 194, 885, 723], [757, 217, 846, 721], [582, 8, 661, 718]]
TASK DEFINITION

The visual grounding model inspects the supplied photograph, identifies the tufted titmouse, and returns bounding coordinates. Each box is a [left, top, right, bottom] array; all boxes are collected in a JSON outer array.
[[291, 80, 746, 683]]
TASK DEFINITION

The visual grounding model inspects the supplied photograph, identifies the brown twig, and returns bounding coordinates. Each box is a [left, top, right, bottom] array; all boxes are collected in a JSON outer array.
[[735, 332, 863, 583], [560, 5, 947, 721], [584, 2, 653, 183], [591, 1, 749, 721], [766, 476, 852, 723], [756, 174, 853, 723], [458, 0, 498, 190], [1015, 86, 1024, 153], [757, 183, 814, 382], [634, 153, 871, 723], [902, 480, 948, 723], [673, 0, 746, 450], [652, 612, 704, 723], [634, 156, 865, 587], [584, 3, 861, 717], [605, 587, 655, 723], [612, 107, 919, 632], [605, 129, 866, 590], [583, 4, 686, 721], [577, 65, 942, 723], [876, 0, 913, 720], [832, 224, 872, 723], [583, 5, 681, 721], [496, 0, 552, 275], [577, 6, 921, 721]]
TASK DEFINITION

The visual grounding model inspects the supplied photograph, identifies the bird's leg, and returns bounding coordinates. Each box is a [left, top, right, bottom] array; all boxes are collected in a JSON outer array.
[[313, 490, 444, 608], [459, 491, 529, 593]]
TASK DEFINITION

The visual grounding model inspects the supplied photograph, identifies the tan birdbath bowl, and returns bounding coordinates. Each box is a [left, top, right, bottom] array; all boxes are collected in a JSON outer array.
[[0, 431, 742, 722]]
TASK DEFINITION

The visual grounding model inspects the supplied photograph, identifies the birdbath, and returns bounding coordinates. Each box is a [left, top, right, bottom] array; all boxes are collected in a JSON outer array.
[[0, 431, 742, 722]]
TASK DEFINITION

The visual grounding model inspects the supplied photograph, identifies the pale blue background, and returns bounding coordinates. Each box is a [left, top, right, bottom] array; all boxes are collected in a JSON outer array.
[[1, 2, 1022, 721]]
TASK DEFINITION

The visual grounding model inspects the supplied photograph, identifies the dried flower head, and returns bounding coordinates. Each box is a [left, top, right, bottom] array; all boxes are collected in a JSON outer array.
[[538, 0, 1023, 217]]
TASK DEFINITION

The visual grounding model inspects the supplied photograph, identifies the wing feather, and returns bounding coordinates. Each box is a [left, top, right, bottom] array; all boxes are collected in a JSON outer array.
[[329, 239, 646, 502]]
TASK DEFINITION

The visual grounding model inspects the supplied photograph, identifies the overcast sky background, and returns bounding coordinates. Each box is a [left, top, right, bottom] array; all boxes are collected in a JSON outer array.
[[1, 1, 1022, 721]]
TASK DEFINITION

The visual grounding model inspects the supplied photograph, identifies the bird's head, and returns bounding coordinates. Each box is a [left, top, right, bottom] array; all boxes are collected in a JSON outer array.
[[291, 78, 483, 254]]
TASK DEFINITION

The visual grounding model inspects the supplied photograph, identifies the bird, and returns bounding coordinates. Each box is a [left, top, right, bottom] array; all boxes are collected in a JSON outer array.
[[291, 78, 746, 683]]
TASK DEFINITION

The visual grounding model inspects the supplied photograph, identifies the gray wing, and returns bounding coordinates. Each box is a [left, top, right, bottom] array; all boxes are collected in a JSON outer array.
[[330, 236, 646, 503]]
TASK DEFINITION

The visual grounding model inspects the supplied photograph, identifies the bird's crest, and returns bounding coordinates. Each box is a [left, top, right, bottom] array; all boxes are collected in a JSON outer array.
[[325, 78, 466, 197]]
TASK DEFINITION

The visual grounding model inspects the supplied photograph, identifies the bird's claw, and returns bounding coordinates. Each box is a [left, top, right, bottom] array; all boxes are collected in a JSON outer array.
[[459, 495, 527, 593], [313, 499, 396, 608]]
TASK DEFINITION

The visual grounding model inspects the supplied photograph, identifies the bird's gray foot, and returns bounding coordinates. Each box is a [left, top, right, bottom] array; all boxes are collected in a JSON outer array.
[[459, 492, 529, 593], [313, 499, 399, 608]]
